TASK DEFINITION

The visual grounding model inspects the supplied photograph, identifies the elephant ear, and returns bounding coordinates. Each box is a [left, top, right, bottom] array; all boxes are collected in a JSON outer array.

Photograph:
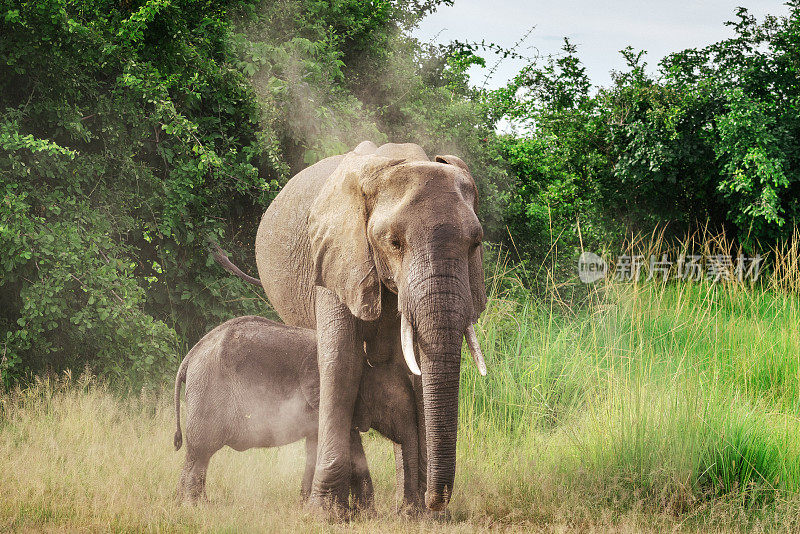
[[435, 154, 487, 321], [435, 154, 469, 173], [308, 153, 391, 321]]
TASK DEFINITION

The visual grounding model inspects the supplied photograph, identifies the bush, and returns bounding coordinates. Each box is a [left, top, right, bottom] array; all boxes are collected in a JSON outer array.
[[1, 0, 283, 386]]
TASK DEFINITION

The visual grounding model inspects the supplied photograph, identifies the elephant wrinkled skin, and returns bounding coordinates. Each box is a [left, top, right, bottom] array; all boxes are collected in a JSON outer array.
[[255, 141, 487, 513], [173, 315, 420, 509]]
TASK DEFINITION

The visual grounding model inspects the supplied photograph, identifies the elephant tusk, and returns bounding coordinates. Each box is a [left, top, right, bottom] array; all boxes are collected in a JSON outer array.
[[401, 314, 421, 376], [465, 324, 487, 376]]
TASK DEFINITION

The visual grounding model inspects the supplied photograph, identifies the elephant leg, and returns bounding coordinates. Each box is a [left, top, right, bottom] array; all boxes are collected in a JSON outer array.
[[180, 448, 212, 504], [394, 442, 405, 508], [178, 457, 190, 501], [301, 435, 317, 502], [309, 287, 364, 514], [394, 440, 422, 512], [349, 430, 374, 511]]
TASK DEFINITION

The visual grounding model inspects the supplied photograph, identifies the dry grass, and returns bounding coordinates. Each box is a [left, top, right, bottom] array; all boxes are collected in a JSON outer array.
[[0, 373, 692, 533]]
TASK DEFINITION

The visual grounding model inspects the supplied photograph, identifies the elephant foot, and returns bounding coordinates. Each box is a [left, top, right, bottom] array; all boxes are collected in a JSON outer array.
[[349, 483, 375, 517], [396, 502, 447, 520], [305, 493, 351, 522], [349, 502, 376, 520], [396, 504, 422, 518], [178, 493, 208, 506], [429, 508, 452, 522], [176, 483, 207, 506], [349, 490, 375, 518], [397, 504, 451, 521]]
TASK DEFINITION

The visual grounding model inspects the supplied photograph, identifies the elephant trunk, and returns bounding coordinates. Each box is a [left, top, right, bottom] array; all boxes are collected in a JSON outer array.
[[421, 353, 461, 510], [403, 264, 470, 511]]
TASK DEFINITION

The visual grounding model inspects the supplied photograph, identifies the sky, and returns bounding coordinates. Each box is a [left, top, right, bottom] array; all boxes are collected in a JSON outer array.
[[413, 1, 790, 89]]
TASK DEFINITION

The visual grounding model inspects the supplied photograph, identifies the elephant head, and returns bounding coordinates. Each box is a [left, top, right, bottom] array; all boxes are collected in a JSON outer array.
[[307, 148, 487, 510]]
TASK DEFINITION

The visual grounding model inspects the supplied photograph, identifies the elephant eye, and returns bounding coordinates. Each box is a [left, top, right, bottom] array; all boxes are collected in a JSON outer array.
[[390, 238, 403, 251]]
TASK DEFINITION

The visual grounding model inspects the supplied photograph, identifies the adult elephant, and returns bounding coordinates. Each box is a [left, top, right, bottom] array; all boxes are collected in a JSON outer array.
[[255, 141, 487, 513]]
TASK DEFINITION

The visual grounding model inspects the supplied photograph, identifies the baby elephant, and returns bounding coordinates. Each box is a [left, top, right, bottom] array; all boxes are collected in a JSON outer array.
[[173, 315, 420, 510]]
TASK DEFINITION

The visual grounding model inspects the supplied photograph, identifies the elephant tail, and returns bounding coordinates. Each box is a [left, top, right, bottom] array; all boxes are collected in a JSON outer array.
[[210, 242, 262, 287], [174, 350, 191, 451]]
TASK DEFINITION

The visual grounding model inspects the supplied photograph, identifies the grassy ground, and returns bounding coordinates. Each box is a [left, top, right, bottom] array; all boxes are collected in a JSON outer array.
[[4, 266, 800, 531]]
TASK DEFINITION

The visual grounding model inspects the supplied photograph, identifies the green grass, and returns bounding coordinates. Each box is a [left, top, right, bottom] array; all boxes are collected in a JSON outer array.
[[458, 274, 800, 527], [4, 274, 800, 531]]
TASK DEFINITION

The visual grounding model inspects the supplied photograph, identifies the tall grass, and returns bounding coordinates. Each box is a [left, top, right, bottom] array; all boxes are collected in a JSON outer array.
[[4, 232, 800, 531], [457, 230, 800, 526]]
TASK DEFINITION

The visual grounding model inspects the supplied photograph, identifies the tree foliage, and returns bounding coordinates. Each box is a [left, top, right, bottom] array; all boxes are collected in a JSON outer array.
[[1, 0, 275, 386]]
